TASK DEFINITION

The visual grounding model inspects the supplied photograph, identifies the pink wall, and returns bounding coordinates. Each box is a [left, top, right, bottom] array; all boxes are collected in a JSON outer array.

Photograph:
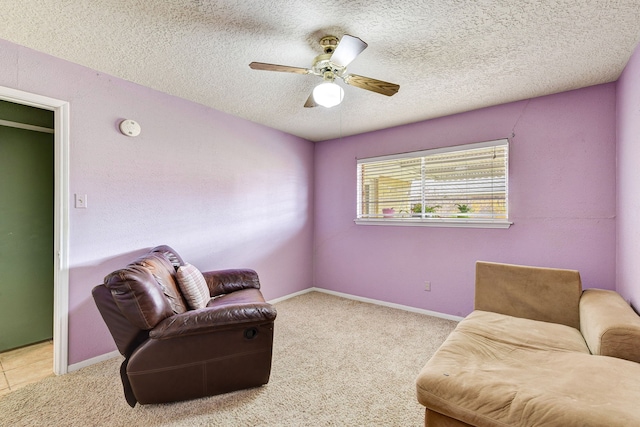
[[314, 84, 617, 317], [0, 40, 314, 364], [616, 43, 640, 310]]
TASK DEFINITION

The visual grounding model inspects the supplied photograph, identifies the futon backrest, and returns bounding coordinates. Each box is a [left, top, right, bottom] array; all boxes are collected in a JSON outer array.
[[475, 261, 582, 329]]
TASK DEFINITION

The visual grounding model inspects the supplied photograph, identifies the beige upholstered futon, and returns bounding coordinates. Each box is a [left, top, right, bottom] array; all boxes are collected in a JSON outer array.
[[416, 261, 640, 427]]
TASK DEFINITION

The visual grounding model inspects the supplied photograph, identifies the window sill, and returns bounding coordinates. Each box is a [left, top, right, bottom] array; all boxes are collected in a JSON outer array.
[[354, 218, 513, 229]]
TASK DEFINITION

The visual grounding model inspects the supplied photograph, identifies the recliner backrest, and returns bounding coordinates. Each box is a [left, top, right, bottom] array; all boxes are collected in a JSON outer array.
[[130, 252, 188, 315], [104, 262, 175, 330], [103, 250, 188, 330], [149, 245, 185, 269], [92, 284, 149, 357]]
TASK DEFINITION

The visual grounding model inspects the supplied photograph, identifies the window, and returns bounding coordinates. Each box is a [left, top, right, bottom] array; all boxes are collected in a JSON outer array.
[[356, 139, 511, 228]]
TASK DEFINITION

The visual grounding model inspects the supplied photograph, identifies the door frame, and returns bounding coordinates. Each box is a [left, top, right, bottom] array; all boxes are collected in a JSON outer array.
[[0, 86, 70, 375]]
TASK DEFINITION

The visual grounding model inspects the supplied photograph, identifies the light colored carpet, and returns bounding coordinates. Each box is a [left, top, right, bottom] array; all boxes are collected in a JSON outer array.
[[0, 291, 457, 426]]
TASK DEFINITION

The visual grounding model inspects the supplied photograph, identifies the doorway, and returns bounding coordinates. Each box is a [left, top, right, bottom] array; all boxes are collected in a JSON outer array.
[[0, 100, 54, 352], [0, 86, 70, 375]]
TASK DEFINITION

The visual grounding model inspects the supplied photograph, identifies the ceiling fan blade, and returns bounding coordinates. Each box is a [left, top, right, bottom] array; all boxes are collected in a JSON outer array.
[[344, 74, 400, 96], [330, 35, 368, 67], [304, 93, 317, 108], [249, 62, 310, 75]]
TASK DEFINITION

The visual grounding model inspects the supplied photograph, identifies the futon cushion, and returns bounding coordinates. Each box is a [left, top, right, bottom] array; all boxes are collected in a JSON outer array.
[[176, 263, 210, 310], [580, 289, 640, 363], [416, 311, 640, 426]]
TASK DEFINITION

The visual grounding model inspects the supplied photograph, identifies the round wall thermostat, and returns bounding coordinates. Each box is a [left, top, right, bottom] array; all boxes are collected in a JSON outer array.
[[119, 119, 141, 137]]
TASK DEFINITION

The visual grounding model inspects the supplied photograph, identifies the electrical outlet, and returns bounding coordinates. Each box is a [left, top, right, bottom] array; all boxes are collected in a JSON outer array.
[[424, 281, 431, 292]]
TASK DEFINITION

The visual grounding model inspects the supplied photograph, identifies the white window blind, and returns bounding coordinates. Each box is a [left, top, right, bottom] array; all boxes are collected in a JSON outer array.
[[356, 139, 510, 228]]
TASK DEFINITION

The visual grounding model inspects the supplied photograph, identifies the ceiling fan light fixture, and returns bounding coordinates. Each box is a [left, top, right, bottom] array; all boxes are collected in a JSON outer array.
[[312, 82, 344, 108], [249, 34, 399, 109]]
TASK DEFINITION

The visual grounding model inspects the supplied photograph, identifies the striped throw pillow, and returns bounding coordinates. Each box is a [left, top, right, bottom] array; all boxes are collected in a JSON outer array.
[[176, 263, 210, 310]]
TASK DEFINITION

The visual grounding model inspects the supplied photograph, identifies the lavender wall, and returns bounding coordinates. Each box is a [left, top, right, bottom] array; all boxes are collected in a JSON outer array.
[[616, 43, 640, 310], [315, 84, 617, 317], [0, 35, 627, 366], [0, 40, 314, 364]]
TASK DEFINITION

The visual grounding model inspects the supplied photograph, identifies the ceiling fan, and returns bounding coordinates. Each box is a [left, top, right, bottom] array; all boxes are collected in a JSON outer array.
[[249, 34, 400, 108]]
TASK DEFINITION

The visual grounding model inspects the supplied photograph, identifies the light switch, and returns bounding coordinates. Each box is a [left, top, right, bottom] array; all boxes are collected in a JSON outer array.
[[75, 194, 87, 209]]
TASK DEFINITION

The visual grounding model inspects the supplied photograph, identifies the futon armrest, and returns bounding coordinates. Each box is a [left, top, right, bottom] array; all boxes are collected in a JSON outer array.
[[580, 289, 640, 363], [149, 302, 277, 339], [474, 261, 582, 329], [203, 269, 261, 297]]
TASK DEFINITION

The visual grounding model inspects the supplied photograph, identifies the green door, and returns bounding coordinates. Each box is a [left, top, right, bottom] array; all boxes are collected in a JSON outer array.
[[0, 101, 54, 352]]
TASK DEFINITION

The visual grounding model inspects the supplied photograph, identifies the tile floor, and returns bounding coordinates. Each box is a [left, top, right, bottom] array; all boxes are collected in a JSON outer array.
[[0, 340, 54, 398]]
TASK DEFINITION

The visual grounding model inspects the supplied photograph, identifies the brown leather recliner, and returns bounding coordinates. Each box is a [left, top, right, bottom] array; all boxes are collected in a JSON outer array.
[[92, 245, 277, 407]]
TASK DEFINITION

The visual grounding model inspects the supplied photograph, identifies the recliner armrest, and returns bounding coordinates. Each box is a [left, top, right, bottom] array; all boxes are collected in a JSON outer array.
[[203, 269, 260, 296], [149, 302, 276, 339]]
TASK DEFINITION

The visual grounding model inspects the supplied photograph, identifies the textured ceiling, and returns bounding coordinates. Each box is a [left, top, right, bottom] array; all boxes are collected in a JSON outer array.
[[3, 1, 640, 141]]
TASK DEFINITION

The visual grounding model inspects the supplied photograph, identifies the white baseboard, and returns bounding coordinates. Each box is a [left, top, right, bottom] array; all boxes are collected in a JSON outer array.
[[68, 350, 120, 372], [72, 287, 460, 372], [68, 288, 315, 372], [272, 287, 464, 322], [267, 287, 315, 304]]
